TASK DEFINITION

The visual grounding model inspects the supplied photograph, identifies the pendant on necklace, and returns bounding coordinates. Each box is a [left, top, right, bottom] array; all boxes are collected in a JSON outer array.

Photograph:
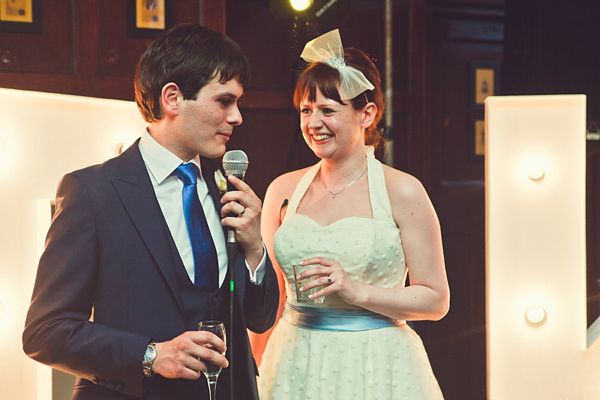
[[321, 165, 368, 199]]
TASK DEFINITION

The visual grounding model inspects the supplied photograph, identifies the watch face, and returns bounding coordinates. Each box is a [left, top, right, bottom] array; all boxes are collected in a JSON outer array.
[[144, 345, 156, 362]]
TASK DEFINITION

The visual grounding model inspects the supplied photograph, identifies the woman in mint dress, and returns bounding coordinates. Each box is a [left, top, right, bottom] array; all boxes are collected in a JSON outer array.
[[257, 30, 449, 400]]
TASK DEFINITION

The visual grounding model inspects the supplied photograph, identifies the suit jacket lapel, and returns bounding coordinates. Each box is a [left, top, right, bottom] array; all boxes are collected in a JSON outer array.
[[201, 157, 227, 238], [113, 141, 184, 311]]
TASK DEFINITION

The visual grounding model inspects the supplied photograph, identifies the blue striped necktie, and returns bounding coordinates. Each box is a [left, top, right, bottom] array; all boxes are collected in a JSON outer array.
[[173, 163, 219, 292]]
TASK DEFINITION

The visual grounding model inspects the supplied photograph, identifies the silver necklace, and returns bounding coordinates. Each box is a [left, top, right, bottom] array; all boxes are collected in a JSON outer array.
[[320, 166, 368, 198]]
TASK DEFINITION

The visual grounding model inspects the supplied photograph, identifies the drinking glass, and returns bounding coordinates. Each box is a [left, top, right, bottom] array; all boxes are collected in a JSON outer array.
[[292, 264, 325, 303], [198, 320, 226, 400]]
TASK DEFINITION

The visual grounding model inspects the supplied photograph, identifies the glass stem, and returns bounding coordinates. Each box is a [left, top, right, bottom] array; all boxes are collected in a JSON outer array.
[[207, 377, 218, 400]]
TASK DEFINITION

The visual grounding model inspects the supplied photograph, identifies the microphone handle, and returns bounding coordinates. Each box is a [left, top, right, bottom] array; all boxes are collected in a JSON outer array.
[[225, 172, 245, 246], [225, 172, 245, 191], [227, 229, 237, 248]]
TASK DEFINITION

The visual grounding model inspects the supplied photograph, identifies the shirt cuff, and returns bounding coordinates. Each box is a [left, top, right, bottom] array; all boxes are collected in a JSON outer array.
[[246, 243, 267, 285]]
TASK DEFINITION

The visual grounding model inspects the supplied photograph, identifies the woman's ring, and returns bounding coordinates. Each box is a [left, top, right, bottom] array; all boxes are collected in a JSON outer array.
[[238, 207, 246, 216], [327, 276, 332, 284]]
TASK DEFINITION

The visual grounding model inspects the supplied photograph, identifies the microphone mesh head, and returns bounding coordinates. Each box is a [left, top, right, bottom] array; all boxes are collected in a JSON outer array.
[[222, 150, 249, 177]]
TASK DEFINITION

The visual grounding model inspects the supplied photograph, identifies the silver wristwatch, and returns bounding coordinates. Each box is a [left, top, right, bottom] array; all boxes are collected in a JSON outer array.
[[142, 341, 157, 377]]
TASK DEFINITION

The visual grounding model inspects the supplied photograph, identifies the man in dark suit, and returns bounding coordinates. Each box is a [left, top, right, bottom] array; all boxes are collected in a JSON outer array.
[[22, 23, 279, 400]]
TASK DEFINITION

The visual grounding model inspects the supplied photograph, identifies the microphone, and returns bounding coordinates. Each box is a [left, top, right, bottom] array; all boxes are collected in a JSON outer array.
[[221, 149, 248, 400], [222, 149, 249, 191], [222, 150, 249, 249]]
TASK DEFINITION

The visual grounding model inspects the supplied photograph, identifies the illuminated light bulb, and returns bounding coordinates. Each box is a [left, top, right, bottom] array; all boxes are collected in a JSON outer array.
[[527, 164, 545, 181], [525, 305, 546, 325], [290, 0, 313, 11]]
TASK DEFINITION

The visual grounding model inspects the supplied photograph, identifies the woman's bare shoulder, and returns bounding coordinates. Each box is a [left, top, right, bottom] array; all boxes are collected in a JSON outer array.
[[381, 164, 431, 212], [266, 167, 312, 198], [264, 166, 313, 211]]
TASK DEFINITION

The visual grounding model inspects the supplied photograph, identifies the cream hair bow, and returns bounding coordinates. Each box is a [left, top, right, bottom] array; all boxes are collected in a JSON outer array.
[[300, 29, 375, 101]]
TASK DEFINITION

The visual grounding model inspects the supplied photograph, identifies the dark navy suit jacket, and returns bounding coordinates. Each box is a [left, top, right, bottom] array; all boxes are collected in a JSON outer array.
[[23, 141, 279, 399]]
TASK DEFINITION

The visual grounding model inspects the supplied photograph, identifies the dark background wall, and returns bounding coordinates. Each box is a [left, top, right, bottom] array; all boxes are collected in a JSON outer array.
[[2, 1, 599, 399]]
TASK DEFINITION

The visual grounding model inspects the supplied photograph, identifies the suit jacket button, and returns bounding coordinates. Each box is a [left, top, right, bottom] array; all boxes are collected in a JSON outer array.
[[212, 297, 218, 304]]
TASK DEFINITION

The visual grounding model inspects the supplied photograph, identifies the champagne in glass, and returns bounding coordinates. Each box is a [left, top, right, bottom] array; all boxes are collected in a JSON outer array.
[[198, 320, 226, 400]]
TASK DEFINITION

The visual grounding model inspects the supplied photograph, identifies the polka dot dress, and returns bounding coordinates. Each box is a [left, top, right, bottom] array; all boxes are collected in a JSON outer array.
[[258, 149, 444, 399]]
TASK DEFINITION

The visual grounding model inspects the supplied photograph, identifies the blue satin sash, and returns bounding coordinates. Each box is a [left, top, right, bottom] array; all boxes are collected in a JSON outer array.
[[283, 303, 401, 332]]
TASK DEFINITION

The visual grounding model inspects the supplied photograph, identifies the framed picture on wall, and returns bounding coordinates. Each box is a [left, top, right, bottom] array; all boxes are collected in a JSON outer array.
[[0, 0, 42, 33], [470, 113, 485, 159], [127, 0, 172, 38], [470, 62, 500, 110]]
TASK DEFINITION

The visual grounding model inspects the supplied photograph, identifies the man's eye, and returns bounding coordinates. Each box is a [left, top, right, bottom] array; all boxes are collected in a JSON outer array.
[[219, 99, 234, 106]]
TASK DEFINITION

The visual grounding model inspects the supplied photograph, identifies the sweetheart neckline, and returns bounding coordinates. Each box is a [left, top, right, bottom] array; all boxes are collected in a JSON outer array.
[[291, 213, 374, 229]]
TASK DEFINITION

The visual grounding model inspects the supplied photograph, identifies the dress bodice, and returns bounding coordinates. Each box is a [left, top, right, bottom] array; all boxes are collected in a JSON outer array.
[[273, 148, 408, 309]]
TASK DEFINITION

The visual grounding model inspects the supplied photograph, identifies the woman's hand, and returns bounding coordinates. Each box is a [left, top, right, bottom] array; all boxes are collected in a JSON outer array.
[[296, 257, 362, 305]]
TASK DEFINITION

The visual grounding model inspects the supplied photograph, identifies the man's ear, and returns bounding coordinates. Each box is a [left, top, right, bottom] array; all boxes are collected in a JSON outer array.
[[360, 102, 378, 128], [161, 82, 181, 117]]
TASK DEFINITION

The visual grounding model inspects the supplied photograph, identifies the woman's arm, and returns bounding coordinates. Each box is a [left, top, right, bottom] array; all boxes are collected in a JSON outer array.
[[299, 168, 450, 322], [248, 172, 299, 364]]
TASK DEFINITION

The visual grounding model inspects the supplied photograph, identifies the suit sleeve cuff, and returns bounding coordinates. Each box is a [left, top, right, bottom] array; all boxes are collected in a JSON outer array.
[[245, 242, 267, 285]]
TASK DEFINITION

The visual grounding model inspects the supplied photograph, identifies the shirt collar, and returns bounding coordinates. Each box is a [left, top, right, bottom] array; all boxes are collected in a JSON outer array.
[[138, 129, 202, 184]]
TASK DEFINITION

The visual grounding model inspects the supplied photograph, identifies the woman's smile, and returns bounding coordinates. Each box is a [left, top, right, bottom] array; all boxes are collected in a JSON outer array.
[[310, 133, 334, 142]]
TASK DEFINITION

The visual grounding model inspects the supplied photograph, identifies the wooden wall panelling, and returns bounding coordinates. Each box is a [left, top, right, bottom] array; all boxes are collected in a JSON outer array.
[[75, 1, 98, 77], [423, 2, 504, 399], [0, 0, 227, 101], [0, 0, 73, 93], [98, 1, 152, 78], [0, 0, 72, 75], [201, 0, 226, 33], [504, 0, 600, 118], [96, 0, 160, 100], [402, 0, 429, 185], [96, 0, 206, 101], [0, 1, 98, 96], [97, 0, 204, 79]]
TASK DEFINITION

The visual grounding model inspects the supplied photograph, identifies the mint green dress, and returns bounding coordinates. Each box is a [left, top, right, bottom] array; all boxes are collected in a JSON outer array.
[[258, 149, 444, 400]]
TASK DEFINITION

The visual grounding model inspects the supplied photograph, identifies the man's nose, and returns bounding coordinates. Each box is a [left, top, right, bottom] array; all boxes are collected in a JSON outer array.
[[228, 105, 243, 126]]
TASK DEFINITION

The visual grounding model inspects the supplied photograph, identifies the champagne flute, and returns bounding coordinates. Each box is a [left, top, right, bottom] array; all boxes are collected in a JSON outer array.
[[198, 320, 226, 400]]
